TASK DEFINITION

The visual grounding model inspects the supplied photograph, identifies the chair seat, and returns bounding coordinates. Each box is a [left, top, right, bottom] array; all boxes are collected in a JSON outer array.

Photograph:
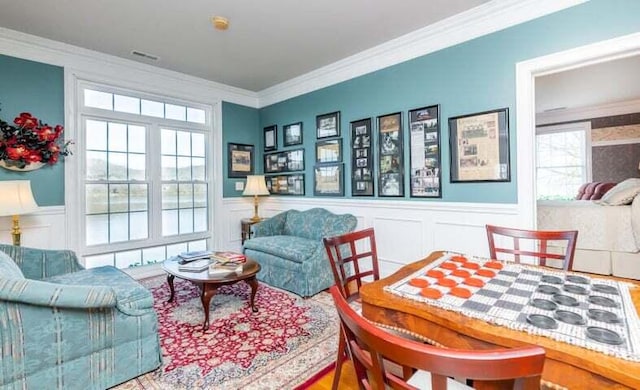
[[407, 370, 472, 390], [45, 265, 153, 311], [243, 235, 322, 263]]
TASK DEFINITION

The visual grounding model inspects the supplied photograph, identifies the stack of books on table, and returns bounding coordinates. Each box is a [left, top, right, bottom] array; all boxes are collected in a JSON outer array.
[[177, 259, 211, 272], [208, 251, 246, 277], [177, 250, 214, 264], [211, 251, 246, 265]]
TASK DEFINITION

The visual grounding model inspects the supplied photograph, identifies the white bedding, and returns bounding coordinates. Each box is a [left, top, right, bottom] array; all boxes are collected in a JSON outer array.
[[537, 197, 640, 253]]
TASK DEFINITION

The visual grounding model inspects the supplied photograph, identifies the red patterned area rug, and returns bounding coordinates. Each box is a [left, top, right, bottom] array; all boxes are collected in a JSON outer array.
[[113, 275, 338, 390]]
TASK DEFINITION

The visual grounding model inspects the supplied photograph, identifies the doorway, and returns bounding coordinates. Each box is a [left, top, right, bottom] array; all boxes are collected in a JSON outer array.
[[514, 31, 640, 229]]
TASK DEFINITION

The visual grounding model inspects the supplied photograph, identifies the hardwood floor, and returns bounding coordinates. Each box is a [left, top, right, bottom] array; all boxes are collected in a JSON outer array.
[[307, 360, 358, 390]]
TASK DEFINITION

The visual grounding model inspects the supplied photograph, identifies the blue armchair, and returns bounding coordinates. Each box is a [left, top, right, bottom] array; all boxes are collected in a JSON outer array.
[[243, 208, 357, 297], [0, 244, 161, 390]]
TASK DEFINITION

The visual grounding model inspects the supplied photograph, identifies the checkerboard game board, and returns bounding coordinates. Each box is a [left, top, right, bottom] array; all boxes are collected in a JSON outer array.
[[385, 252, 640, 362]]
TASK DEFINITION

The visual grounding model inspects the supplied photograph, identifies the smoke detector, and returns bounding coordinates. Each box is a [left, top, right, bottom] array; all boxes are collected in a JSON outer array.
[[211, 16, 229, 31]]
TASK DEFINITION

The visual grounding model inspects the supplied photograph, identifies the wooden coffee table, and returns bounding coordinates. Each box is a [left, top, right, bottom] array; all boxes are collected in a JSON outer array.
[[162, 258, 261, 330]]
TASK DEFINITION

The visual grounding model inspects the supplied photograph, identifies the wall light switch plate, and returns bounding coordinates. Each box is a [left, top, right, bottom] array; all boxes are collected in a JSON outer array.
[[235, 182, 244, 191]]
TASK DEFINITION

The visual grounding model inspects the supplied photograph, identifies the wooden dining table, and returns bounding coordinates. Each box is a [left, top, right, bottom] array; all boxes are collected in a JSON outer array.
[[360, 251, 640, 390]]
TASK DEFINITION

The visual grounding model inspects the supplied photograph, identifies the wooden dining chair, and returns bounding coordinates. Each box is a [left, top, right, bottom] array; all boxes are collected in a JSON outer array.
[[324, 227, 380, 303], [329, 285, 546, 390], [323, 227, 380, 390], [485, 224, 578, 271]]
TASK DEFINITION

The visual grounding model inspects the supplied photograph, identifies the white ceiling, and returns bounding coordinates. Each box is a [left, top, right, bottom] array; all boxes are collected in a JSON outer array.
[[536, 55, 640, 113], [0, 0, 490, 92]]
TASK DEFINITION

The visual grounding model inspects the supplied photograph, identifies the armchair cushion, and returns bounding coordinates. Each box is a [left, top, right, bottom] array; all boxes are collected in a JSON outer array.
[[46, 265, 154, 314], [243, 235, 323, 264], [0, 250, 24, 279]]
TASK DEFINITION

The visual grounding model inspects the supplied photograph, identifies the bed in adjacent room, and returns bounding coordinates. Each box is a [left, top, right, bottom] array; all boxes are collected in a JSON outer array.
[[537, 179, 640, 280]]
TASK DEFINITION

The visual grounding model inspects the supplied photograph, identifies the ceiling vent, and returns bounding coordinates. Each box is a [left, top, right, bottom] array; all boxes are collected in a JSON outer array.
[[131, 50, 159, 61]]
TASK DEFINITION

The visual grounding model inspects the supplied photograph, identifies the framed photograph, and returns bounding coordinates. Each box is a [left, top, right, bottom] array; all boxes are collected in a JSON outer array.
[[377, 112, 404, 197], [449, 108, 510, 182], [316, 111, 341, 139], [287, 149, 305, 171], [409, 105, 441, 198], [265, 174, 305, 195], [264, 125, 277, 152], [314, 163, 344, 196], [263, 149, 305, 173], [227, 143, 254, 178], [350, 118, 374, 196], [283, 122, 303, 146], [316, 139, 342, 164]]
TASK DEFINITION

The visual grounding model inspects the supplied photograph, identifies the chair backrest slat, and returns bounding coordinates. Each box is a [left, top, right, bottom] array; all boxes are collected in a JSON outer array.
[[486, 224, 578, 271], [324, 227, 380, 301]]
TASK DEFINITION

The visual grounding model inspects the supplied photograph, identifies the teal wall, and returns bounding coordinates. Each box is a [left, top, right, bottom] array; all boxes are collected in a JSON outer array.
[[3, 0, 640, 204], [0, 54, 65, 206], [222, 101, 260, 197], [257, 0, 640, 203]]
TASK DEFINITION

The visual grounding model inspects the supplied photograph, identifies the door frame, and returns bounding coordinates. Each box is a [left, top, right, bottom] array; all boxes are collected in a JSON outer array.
[[515, 31, 640, 229]]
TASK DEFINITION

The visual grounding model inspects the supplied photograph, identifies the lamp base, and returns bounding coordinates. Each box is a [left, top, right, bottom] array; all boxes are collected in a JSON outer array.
[[11, 214, 21, 246], [251, 195, 262, 222]]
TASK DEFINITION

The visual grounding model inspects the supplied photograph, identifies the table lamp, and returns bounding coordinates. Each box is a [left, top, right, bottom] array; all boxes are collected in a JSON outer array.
[[0, 180, 39, 246], [243, 175, 270, 222]]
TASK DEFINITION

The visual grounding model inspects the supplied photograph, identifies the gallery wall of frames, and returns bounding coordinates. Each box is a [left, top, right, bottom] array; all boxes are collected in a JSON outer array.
[[256, 104, 509, 199]]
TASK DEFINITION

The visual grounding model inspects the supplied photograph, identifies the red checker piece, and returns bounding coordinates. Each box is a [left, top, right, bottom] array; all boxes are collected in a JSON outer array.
[[450, 287, 472, 299], [461, 262, 480, 270], [426, 269, 445, 279], [484, 261, 504, 270], [451, 255, 468, 263], [409, 278, 430, 288], [463, 277, 485, 288], [451, 269, 471, 278], [437, 278, 457, 287], [476, 269, 496, 278], [440, 262, 458, 270], [420, 288, 443, 299]]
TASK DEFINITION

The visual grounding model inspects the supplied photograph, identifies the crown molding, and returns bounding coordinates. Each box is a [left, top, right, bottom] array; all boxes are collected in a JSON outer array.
[[257, 0, 587, 108], [536, 98, 640, 126], [0, 27, 259, 108]]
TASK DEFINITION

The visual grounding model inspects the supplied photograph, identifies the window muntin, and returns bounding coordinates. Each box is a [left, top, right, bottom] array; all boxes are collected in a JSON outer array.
[[84, 88, 206, 124], [79, 84, 211, 269], [161, 129, 208, 236]]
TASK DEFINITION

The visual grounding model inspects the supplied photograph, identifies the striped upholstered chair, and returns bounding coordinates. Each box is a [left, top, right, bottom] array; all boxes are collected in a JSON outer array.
[[0, 244, 161, 390]]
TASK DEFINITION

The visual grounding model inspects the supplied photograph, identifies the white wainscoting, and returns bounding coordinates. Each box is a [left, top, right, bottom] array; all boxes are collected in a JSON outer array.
[[220, 197, 520, 277], [0, 206, 67, 249]]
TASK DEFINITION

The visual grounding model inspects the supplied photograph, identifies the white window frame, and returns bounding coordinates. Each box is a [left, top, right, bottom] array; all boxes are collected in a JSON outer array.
[[66, 78, 217, 264], [535, 121, 592, 199]]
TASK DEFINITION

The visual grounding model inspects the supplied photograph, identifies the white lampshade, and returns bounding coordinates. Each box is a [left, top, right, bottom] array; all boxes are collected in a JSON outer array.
[[0, 180, 39, 216], [243, 175, 270, 196]]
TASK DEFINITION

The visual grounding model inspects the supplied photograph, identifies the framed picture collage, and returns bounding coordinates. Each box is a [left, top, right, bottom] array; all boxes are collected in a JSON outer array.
[[253, 104, 509, 199], [262, 122, 305, 196]]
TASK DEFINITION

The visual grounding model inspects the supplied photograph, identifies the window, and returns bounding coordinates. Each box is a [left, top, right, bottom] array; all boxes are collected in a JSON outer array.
[[78, 83, 211, 269], [536, 122, 591, 200]]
